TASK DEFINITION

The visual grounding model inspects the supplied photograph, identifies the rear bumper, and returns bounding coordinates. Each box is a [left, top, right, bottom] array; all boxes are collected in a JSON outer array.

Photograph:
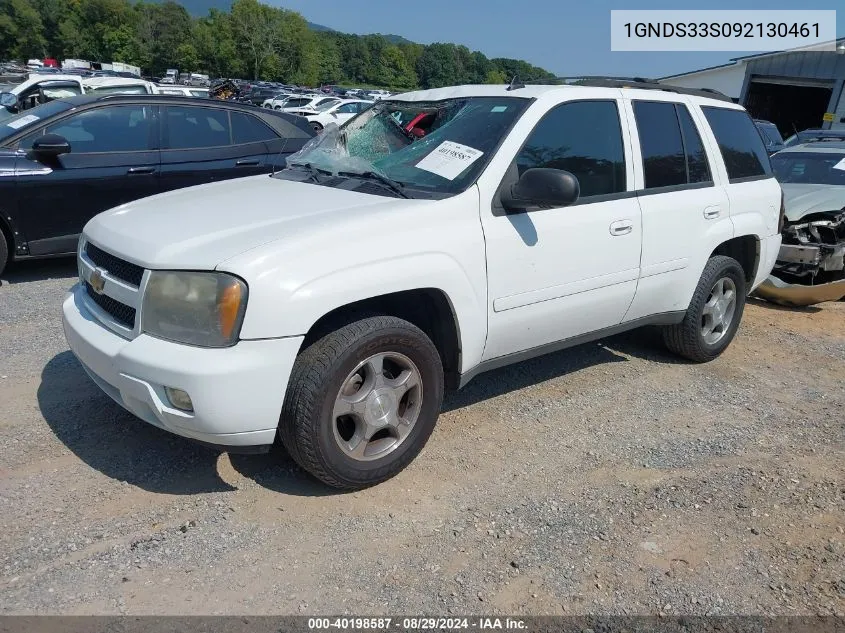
[[62, 283, 303, 448]]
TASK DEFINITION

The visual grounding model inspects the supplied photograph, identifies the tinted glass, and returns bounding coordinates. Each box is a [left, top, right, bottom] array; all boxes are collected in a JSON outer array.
[[757, 122, 783, 144], [0, 99, 73, 139], [702, 107, 771, 181], [231, 111, 276, 144], [772, 152, 845, 185], [516, 100, 626, 198], [165, 105, 230, 149], [633, 101, 686, 189], [20, 104, 154, 152], [285, 98, 309, 108], [336, 103, 358, 114], [677, 105, 711, 183]]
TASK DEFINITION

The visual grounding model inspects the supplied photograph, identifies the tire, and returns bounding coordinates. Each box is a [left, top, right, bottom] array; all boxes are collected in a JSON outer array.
[[662, 255, 747, 363], [310, 121, 323, 132], [274, 105, 282, 110], [279, 315, 444, 489], [0, 230, 8, 278]]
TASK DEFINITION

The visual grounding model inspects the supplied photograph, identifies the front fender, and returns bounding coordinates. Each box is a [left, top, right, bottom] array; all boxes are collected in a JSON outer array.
[[286, 253, 486, 371], [220, 187, 489, 372]]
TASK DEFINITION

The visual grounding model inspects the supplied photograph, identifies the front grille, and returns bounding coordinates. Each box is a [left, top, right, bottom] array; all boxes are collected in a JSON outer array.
[[85, 282, 136, 328], [85, 243, 144, 287]]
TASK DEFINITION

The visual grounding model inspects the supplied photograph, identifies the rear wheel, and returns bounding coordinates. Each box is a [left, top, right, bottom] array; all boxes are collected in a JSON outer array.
[[279, 315, 444, 489], [662, 255, 747, 362], [310, 121, 324, 133]]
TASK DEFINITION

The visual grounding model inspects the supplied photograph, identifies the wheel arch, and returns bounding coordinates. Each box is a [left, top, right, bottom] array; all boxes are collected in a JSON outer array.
[[300, 288, 463, 391], [710, 233, 760, 287]]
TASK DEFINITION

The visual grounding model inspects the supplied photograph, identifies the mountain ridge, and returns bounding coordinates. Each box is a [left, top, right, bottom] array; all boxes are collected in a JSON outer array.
[[155, 0, 414, 44]]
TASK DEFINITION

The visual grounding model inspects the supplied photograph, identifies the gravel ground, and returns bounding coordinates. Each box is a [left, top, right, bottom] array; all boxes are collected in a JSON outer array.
[[0, 259, 843, 616]]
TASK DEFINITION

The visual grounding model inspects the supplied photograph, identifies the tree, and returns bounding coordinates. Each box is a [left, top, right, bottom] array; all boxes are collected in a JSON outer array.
[[0, 0, 557, 89], [485, 69, 507, 84], [0, 0, 47, 59], [231, 0, 278, 80], [138, 1, 193, 72]]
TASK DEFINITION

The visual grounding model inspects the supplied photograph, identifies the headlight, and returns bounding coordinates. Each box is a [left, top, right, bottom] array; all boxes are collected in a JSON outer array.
[[141, 271, 248, 347]]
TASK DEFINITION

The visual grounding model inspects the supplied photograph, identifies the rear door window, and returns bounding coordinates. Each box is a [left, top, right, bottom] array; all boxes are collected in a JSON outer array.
[[165, 105, 230, 149], [633, 101, 686, 189], [633, 101, 712, 189], [677, 105, 711, 183], [702, 106, 772, 181], [231, 111, 277, 144]]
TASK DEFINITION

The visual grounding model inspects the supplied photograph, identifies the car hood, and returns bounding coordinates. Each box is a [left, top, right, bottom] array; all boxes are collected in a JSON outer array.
[[782, 183, 845, 222], [83, 175, 419, 270]]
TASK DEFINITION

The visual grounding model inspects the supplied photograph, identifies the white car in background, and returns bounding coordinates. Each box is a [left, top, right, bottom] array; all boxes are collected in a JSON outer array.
[[82, 76, 159, 95], [157, 86, 210, 98], [366, 89, 392, 100], [262, 93, 292, 108], [273, 95, 340, 113], [298, 99, 374, 132]]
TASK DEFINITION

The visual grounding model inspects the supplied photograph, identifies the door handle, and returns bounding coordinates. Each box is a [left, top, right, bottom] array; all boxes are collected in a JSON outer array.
[[609, 220, 633, 236], [235, 159, 260, 166], [703, 205, 722, 219], [127, 166, 155, 175]]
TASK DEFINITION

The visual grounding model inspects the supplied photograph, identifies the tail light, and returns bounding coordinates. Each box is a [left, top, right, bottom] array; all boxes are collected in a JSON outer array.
[[777, 187, 786, 233]]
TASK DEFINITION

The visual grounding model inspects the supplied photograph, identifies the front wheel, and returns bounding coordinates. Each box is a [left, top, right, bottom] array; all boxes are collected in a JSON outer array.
[[279, 315, 444, 489], [662, 255, 747, 362]]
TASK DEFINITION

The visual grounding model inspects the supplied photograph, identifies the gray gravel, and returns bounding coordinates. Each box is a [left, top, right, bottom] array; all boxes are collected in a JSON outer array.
[[0, 259, 843, 615]]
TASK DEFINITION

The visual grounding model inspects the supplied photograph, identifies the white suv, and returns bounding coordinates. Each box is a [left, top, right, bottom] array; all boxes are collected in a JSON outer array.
[[62, 82, 783, 489]]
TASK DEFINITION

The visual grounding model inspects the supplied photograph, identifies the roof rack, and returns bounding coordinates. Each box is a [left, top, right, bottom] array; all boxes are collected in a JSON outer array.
[[520, 76, 733, 102]]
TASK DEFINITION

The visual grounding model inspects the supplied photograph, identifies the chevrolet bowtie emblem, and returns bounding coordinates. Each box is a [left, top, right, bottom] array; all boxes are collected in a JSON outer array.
[[89, 268, 106, 294]]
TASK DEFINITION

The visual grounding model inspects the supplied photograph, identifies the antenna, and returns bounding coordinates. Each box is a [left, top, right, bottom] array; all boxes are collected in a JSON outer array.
[[506, 76, 525, 91]]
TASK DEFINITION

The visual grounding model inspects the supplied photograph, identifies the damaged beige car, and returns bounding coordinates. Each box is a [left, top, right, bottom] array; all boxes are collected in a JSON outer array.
[[754, 140, 845, 306]]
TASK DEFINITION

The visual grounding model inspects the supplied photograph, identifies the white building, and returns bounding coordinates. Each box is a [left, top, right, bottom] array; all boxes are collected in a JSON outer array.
[[659, 38, 845, 133]]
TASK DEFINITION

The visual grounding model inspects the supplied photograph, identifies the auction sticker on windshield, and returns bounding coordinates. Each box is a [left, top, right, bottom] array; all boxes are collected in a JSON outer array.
[[416, 141, 483, 180], [6, 114, 39, 129], [833, 158, 845, 172]]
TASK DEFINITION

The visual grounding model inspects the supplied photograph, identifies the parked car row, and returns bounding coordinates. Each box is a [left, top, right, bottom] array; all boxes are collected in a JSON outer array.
[[0, 74, 213, 125], [0, 94, 314, 274]]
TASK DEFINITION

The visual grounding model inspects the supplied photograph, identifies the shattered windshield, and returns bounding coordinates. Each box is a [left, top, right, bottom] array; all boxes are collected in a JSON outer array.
[[279, 96, 530, 197], [773, 152, 845, 186]]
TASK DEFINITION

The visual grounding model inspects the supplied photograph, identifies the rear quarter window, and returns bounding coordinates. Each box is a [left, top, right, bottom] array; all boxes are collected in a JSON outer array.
[[702, 107, 772, 182]]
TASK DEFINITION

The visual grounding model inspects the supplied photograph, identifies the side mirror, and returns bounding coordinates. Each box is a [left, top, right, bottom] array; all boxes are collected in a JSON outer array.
[[0, 92, 18, 112], [500, 168, 580, 211], [32, 133, 71, 158]]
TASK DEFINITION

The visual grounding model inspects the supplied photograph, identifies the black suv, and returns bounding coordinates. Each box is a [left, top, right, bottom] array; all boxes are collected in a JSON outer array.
[[0, 94, 314, 274]]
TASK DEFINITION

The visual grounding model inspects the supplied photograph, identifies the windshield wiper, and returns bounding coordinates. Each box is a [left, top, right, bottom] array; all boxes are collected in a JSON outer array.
[[292, 161, 330, 182], [339, 170, 410, 199]]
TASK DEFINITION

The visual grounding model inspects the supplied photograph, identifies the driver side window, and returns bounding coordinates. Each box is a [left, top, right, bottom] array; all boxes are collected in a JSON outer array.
[[19, 105, 154, 153], [516, 100, 627, 198]]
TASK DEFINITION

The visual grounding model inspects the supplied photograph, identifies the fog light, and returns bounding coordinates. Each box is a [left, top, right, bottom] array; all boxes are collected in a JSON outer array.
[[164, 387, 193, 412]]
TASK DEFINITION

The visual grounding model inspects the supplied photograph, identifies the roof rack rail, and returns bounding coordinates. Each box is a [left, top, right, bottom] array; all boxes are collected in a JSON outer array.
[[523, 76, 733, 102]]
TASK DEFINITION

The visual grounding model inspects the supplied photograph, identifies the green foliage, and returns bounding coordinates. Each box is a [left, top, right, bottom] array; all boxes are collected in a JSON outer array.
[[4, 0, 555, 89]]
